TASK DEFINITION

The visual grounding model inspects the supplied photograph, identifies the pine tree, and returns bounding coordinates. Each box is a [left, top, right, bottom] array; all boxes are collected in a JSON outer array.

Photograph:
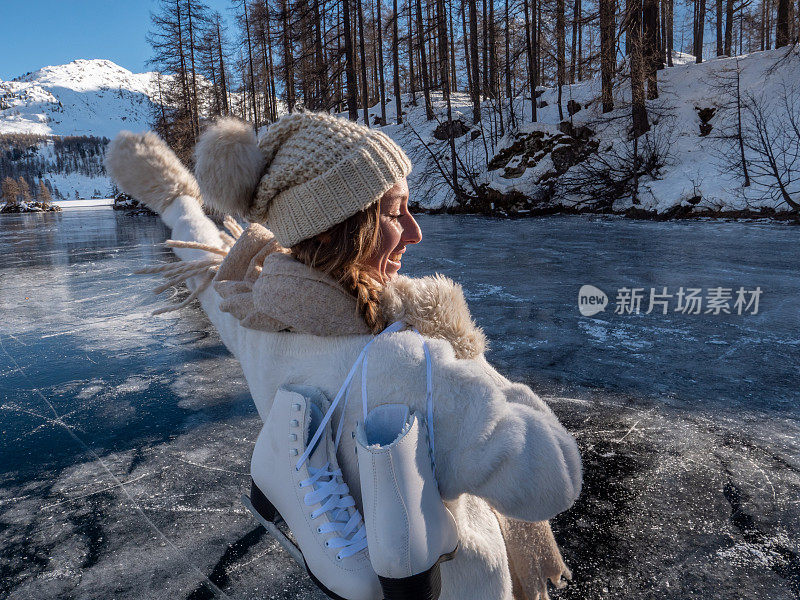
[[2, 177, 19, 206], [38, 180, 53, 205], [17, 177, 31, 203]]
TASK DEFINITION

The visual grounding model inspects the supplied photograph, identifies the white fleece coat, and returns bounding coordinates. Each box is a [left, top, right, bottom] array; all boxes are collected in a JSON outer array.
[[105, 130, 582, 599], [158, 197, 581, 600]]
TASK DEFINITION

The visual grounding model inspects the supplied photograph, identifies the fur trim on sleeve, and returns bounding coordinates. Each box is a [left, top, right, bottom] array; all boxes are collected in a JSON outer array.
[[105, 130, 201, 214], [380, 273, 488, 359]]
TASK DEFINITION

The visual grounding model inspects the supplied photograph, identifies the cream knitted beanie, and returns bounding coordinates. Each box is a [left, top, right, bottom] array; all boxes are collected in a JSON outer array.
[[194, 111, 412, 247]]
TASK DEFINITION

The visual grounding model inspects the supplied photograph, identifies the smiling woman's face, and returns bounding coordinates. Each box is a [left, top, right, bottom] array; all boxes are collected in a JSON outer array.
[[365, 177, 422, 283]]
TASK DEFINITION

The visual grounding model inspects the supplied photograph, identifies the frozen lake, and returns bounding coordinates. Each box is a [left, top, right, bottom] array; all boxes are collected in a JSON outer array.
[[1, 208, 798, 599]]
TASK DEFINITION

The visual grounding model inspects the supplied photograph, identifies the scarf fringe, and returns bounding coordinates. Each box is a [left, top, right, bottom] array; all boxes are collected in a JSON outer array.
[[135, 215, 242, 315]]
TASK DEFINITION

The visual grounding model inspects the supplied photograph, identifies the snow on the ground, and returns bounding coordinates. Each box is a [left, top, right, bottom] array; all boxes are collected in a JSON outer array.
[[342, 47, 800, 215], [53, 198, 113, 208]]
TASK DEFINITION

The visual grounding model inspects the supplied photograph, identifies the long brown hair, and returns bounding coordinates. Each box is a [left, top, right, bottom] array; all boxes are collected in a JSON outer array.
[[290, 200, 387, 333]]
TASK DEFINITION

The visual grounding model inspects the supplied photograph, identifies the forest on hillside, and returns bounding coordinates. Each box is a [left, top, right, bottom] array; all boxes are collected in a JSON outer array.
[[146, 0, 800, 215], [0, 134, 110, 203]]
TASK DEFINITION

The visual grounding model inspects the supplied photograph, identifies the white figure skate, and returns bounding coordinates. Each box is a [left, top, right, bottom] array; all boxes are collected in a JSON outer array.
[[244, 384, 381, 600], [356, 326, 459, 600]]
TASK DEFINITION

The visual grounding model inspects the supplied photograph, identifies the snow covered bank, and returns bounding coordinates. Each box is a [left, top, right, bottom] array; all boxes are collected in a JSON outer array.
[[344, 48, 800, 220]]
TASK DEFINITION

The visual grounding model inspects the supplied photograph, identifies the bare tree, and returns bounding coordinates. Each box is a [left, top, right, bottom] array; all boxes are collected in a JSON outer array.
[[280, 0, 297, 113], [742, 84, 800, 210], [17, 176, 31, 202], [559, 121, 673, 209], [666, 0, 674, 65], [392, 0, 403, 123], [1, 176, 19, 207], [343, 0, 359, 119], [694, 0, 706, 62], [469, 0, 482, 122], [377, 0, 388, 124], [38, 180, 53, 205], [570, 0, 582, 83], [725, 0, 735, 53], [417, 0, 434, 118], [708, 57, 751, 186], [775, 0, 791, 46], [357, 0, 371, 123], [556, 0, 566, 119], [644, 0, 660, 98], [600, 0, 615, 112], [629, 0, 650, 136]]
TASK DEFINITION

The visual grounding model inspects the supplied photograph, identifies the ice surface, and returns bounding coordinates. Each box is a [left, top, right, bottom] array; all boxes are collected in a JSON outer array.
[[1, 209, 798, 599]]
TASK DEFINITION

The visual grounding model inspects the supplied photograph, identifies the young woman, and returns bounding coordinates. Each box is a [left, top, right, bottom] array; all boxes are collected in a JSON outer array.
[[106, 110, 582, 600]]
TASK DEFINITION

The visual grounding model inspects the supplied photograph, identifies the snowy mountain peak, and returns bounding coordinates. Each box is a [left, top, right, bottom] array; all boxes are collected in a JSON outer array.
[[0, 59, 158, 137]]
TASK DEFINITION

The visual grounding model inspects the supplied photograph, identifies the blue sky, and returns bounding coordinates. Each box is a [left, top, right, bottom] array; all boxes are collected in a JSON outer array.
[[0, 0, 232, 80], [0, 0, 702, 81]]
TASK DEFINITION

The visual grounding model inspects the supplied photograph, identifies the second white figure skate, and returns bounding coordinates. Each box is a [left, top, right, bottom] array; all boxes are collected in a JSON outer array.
[[355, 325, 459, 600]]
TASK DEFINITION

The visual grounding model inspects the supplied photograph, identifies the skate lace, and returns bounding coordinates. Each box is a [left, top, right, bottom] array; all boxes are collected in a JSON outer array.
[[295, 320, 407, 558], [299, 462, 367, 559], [294, 320, 437, 557]]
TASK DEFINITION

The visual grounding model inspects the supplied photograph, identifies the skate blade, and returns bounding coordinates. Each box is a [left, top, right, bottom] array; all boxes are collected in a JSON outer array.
[[241, 493, 305, 566]]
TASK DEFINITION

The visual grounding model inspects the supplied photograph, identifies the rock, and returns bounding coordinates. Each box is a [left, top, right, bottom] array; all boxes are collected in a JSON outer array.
[[696, 106, 716, 123], [113, 193, 156, 215], [433, 118, 471, 140], [695, 106, 716, 136], [559, 121, 594, 140], [502, 161, 528, 179], [0, 201, 61, 214], [567, 99, 582, 116], [551, 138, 600, 174]]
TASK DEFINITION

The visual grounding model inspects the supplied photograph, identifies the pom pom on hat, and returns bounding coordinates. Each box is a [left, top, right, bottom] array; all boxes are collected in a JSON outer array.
[[194, 117, 267, 219]]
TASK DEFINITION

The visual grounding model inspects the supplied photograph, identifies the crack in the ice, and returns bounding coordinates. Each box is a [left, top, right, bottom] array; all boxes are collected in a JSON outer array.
[[722, 475, 800, 597], [184, 526, 267, 600], [0, 331, 233, 599], [68, 492, 110, 570]]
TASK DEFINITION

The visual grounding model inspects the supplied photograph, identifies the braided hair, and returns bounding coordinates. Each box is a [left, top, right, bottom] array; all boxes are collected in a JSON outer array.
[[289, 200, 387, 334]]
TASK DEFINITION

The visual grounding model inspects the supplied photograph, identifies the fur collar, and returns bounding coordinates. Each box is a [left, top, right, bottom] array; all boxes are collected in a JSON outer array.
[[213, 223, 487, 359], [381, 273, 487, 359]]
